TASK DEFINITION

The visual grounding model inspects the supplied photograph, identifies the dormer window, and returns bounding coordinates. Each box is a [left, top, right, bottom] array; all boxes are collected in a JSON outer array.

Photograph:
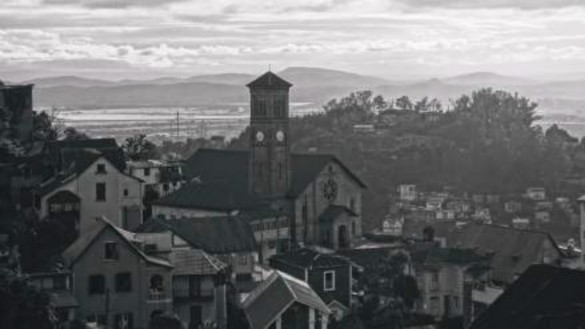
[[144, 168, 151, 176], [96, 164, 107, 174]]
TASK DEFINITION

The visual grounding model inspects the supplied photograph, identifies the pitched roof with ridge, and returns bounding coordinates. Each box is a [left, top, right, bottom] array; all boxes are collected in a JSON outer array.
[[62, 216, 172, 268], [159, 148, 365, 211], [470, 264, 585, 329], [135, 216, 257, 254], [246, 71, 292, 89], [447, 223, 563, 284], [243, 270, 330, 329], [170, 249, 227, 276]]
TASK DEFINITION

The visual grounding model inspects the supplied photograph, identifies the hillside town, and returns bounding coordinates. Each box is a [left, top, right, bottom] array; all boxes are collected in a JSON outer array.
[[2, 69, 585, 329]]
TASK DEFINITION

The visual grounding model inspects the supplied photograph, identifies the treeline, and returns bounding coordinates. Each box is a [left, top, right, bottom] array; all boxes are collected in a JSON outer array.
[[230, 89, 585, 229]]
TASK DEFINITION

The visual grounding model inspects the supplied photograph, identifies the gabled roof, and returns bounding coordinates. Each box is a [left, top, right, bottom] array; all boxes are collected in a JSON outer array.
[[470, 264, 585, 329], [447, 223, 563, 284], [270, 248, 351, 270], [165, 148, 365, 211], [36, 150, 141, 197], [246, 71, 292, 89], [135, 217, 257, 254], [243, 271, 330, 329], [409, 246, 492, 269], [319, 205, 357, 223], [62, 216, 172, 268], [170, 249, 227, 276]]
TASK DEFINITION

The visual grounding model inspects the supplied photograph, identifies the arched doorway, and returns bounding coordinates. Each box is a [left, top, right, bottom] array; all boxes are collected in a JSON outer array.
[[337, 225, 349, 249]]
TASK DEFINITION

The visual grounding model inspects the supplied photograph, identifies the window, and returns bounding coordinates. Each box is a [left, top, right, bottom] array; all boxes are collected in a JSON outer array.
[[87, 314, 106, 326], [144, 168, 150, 176], [96, 164, 106, 174], [123, 188, 129, 197], [238, 255, 248, 265], [115, 313, 134, 329], [96, 183, 106, 201], [352, 221, 356, 235], [104, 242, 119, 260], [324, 271, 336, 291], [163, 183, 169, 192], [49, 203, 63, 213], [349, 197, 356, 212], [430, 272, 439, 290], [54, 276, 67, 290], [115, 272, 132, 292], [430, 296, 440, 313], [150, 275, 164, 292], [278, 163, 283, 180], [122, 206, 128, 229], [88, 274, 105, 295]]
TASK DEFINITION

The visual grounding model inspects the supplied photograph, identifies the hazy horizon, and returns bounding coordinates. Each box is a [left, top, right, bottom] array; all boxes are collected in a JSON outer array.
[[2, 0, 585, 82]]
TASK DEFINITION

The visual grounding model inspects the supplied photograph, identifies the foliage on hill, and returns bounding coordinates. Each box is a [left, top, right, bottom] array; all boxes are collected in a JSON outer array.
[[230, 89, 585, 230]]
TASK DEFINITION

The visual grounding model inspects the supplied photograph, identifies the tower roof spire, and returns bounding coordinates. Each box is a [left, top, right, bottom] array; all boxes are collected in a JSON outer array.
[[246, 71, 292, 89]]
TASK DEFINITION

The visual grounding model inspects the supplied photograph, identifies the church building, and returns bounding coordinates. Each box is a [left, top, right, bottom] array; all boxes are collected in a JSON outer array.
[[151, 71, 366, 258]]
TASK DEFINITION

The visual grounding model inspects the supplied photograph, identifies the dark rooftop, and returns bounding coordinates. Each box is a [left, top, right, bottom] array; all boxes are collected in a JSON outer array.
[[161, 148, 365, 211], [270, 248, 351, 270], [246, 71, 292, 89], [135, 216, 257, 254], [470, 264, 585, 329]]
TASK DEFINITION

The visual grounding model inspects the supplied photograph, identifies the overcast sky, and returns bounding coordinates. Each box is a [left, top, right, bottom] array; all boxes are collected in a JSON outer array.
[[1, 0, 585, 81]]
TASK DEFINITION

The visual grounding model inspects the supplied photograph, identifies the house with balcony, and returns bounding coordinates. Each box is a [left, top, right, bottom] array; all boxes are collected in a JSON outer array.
[[169, 249, 228, 329], [135, 216, 257, 290], [127, 160, 183, 198], [62, 217, 173, 329], [35, 150, 143, 235], [28, 271, 78, 327], [410, 247, 492, 320]]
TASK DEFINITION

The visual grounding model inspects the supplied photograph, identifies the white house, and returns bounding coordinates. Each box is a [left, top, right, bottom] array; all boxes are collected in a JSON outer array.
[[36, 151, 143, 234]]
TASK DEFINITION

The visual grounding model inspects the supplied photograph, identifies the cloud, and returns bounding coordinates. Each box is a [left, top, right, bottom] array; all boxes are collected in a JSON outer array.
[[394, 0, 585, 9], [43, 0, 187, 9]]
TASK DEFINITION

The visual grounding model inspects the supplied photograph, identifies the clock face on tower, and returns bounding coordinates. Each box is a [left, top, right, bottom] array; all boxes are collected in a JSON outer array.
[[255, 131, 264, 142], [322, 179, 338, 202], [276, 130, 285, 142]]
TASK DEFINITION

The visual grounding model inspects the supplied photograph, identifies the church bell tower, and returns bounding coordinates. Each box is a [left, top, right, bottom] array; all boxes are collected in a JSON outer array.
[[247, 71, 292, 198]]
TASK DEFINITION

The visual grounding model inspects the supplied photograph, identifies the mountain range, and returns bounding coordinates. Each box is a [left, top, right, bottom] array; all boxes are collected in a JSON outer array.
[[15, 67, 585, 111]]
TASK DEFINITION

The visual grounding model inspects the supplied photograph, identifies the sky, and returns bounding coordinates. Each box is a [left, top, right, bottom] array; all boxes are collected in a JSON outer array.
[[2, 0, 585, 81]]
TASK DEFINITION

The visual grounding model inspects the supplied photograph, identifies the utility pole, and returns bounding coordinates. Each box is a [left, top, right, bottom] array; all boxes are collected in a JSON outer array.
[[104, 288, 110, 329]]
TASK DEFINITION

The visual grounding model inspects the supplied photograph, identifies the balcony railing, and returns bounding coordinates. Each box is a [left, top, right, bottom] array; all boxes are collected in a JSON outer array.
[[172, 288, 215, 301], [148, 290, 169, 301]]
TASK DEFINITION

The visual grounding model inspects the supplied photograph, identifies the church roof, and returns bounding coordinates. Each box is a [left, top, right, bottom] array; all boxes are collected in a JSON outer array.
[[246, 71, 292, 89], [160, 149, 365, 211]]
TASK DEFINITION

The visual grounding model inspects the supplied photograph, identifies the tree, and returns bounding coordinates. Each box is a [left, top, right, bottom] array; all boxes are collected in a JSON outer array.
[[414, 97, 430, 113], [395, 96, 413, 111], [63, 127, 89, 141], [0, 268, 56, 329], [123, 134, 159, 161]]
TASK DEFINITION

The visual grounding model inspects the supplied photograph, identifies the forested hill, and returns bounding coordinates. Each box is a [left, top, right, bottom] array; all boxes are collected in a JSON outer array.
[[229, 89, 585, 230]]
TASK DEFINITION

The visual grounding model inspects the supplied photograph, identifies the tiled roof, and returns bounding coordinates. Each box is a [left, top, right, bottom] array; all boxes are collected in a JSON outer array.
[[409, 246, 492, 269], [162, 148, 365, 211], [470, 264, 585, 329], [243, 271, 330, 329], [319, 205, 357, 223], [246, 71, 292, 89], [62, 216, 172, 268], [447, 223, 563, 284], [170, 249, 227, 276], [270, 248, 351, 270], [136, 217, 257, 254]]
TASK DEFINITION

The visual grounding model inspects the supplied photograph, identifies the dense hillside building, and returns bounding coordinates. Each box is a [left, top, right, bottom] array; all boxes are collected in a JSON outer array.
[[152, 72, 366, 251]]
